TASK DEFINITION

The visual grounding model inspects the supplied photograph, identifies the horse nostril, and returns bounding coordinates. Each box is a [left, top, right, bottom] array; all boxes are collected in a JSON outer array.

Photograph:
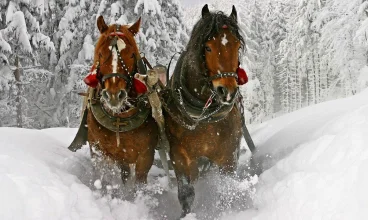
[[102, 90, 110, 100], [118, 90, 127, 100], [217, 86, 228, 97]]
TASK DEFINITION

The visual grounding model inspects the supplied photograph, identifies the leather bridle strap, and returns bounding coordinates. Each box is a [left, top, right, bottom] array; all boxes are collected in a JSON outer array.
[[207, 72, 238, 82], [101, 73, 132, 84]]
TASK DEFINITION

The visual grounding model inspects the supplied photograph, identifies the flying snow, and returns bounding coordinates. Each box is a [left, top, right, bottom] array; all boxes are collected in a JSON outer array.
[[221, 34, 228, 46]]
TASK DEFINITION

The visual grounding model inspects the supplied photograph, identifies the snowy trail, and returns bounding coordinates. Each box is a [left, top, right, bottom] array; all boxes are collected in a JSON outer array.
[[1, 89, 368, 219], [224, 89, 368, 220]]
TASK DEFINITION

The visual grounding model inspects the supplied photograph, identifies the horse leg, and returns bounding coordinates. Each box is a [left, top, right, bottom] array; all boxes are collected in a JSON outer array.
[[119, 163, 131, 185], [170, 147, 198, 217], [216, 156, 238, 210], [219, 160, 237, 177], [89, 144, 110, 193], [135, 148, 154, 186]]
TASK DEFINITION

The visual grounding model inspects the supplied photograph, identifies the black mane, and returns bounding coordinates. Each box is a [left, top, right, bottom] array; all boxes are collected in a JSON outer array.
[[186, 11, 244, 64]]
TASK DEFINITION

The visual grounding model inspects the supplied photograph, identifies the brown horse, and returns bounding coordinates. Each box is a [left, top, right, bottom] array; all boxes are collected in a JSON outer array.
[[162, 5, 245, 217], [71, 16, 159, 188]]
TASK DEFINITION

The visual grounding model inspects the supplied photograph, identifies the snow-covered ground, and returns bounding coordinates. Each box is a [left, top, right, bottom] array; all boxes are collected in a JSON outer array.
[[1, 88, 368, 220]]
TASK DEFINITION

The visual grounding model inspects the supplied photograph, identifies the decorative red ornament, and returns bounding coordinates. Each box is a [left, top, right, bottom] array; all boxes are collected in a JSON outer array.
[[84, 66, 99, 88], [237, 67, 248, 85], [133, 78, 147, 94]]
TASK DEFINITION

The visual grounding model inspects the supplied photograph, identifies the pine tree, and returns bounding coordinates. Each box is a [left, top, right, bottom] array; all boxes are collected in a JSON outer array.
[[49, 0, 98, 127], [1, 0, 54, 127]]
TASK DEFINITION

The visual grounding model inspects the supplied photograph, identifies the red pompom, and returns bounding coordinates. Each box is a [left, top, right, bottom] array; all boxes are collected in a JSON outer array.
[[84, 73, 99, 88], [237, 67, 248, 85], [133, 78, 147, 94]]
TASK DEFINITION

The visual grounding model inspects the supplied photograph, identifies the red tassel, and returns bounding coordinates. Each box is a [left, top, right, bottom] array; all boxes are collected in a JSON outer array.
[[237, 67, 248, 85], [84, 65, 99, 88], [84, 73, 99, 88], [133, 78, 147, 94]]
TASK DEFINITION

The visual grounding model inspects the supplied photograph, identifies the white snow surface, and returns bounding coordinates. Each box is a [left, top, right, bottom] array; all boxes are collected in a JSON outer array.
[[1, 88, 368, 219]]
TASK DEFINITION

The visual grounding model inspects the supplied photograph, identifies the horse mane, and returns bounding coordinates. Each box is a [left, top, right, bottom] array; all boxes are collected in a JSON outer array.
[[185, 11, 244, 66]]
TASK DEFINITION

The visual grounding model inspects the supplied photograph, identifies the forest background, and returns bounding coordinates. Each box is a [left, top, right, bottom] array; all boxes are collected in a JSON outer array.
[[0, 0, 367, 128]]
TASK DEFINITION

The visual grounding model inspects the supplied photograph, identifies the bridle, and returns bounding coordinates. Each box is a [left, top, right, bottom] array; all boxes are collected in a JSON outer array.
[[200, 71, 238, 96]]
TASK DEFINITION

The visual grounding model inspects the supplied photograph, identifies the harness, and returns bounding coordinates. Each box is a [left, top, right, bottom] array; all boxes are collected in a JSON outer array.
[[88, 90, 150, 133], [161, 51, 238, 130]]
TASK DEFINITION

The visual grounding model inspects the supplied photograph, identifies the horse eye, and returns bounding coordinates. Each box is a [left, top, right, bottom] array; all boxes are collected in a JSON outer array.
[[131, 54, 135, 58], [205, 46, 211, 52]]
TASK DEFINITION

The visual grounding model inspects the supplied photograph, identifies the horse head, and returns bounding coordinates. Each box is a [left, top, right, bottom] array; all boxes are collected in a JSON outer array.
[[195, 5, 244, 105], [94, 16, 141, 113]]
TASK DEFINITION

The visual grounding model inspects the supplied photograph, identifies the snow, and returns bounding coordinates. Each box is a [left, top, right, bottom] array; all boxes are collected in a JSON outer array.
[[358, 66, 368, 91], [134, 0, 162, 16], [0, 128, 153, 220], [5, 1, 17, 24], [1, 88, 368, 219], [221, 33, 228, 46], [5, 11, 33, 53], [0, 32, 11, 53], [224, 88, 368, 220]]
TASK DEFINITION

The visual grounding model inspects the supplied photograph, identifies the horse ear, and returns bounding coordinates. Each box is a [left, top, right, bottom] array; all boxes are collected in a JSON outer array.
[[97, 16, 108, 33], [128, 17, 141, 36], [202, 4, 210, 17], [230, 5, 237, 22]]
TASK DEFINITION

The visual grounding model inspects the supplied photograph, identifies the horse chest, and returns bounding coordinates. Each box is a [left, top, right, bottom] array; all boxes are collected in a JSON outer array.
[[167, 110, 242, 160], [87, 111, 157, 163]]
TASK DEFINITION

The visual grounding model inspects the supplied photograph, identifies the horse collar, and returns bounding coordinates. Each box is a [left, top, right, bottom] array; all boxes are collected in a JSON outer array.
[[89, 94, 150, 133]]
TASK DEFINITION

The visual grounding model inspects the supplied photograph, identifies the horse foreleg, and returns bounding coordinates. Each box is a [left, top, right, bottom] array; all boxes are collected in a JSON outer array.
[[89, 143, 111, 193], [135, 148, 154, 186], [171, 147, 198, 217], [119, 163, 131, 185], [218, 158, 237, 177]]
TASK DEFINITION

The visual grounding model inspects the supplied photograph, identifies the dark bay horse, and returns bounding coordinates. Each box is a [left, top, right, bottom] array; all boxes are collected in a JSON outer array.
[[70, 16, 159, 188], [162, 5, 245, 217]]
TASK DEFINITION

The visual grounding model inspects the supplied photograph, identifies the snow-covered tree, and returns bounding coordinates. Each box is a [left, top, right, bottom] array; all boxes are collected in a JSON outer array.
[[0, 0, 54, 127], [1, 0, 368, 127]]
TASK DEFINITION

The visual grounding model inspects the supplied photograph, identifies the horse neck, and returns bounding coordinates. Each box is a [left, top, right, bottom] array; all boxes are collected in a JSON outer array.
[[177, 51, 212, 102]]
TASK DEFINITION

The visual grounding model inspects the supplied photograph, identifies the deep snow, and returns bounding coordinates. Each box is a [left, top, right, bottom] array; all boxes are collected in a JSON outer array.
[[1, 88, 368, 220]]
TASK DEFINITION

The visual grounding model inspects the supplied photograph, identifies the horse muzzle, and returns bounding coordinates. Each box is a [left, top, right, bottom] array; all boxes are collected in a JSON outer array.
[[215, 85, 238, 105], [101, 89, 127, 112]]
